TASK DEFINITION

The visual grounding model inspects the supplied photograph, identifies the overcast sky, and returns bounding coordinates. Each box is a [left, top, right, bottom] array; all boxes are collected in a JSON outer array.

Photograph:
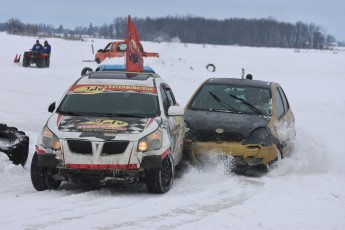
[[1, 0, 344, 40]]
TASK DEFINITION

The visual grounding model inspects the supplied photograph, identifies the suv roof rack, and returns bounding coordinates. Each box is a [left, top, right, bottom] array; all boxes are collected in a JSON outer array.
[[95, 64, 156, 73], [88, 71, 158, 80]]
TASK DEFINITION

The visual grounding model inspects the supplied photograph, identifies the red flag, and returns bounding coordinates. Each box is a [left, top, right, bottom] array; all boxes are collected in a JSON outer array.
[[126, 15, 143, 72]]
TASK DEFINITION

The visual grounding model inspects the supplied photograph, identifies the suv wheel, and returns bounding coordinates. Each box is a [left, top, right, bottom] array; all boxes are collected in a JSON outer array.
[[30, 152, 61, 191], [145, 155, 174, 194]]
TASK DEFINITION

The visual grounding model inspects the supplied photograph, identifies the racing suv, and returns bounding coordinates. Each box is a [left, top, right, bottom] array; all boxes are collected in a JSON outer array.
[[183, 75, 295, 174], [31, 68, 185, 193]]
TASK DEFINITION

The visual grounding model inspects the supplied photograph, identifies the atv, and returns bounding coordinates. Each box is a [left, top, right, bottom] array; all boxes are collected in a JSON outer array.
[[22, 50, 49, 68]]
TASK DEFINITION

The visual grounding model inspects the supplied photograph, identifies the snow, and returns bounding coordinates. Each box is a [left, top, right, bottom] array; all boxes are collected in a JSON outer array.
[[1, 32, 345, 229]]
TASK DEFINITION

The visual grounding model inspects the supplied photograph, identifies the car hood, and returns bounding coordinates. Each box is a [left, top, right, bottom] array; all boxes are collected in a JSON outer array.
[[47, 114, 160, 141], [184, 109, 270, 137]]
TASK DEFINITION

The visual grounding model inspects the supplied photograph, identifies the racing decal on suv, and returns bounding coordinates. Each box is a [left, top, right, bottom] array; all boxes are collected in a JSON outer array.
[[72, 86, 105, 94], [78, 119, 129, 130], [58, 116, 148, 135], [70, 84, 157, 94]]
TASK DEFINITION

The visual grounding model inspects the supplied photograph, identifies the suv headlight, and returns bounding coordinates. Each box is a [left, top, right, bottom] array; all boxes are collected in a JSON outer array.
[[138, 129, 162, 152], [42, 126, 61, 150]]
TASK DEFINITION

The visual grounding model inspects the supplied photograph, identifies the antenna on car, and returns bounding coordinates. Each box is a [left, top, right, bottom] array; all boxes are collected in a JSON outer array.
[[241, 68, 245, 79]]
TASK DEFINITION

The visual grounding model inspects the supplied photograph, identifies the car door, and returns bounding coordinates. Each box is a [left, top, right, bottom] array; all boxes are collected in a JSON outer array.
[[108, 42, 117, 58], [273, 85, 295, 155], [160, 84, 184, 164], [115, 42, 127, 57]]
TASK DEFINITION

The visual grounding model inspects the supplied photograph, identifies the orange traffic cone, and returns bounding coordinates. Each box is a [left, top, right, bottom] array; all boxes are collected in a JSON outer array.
[[14, 54, 18, 63]]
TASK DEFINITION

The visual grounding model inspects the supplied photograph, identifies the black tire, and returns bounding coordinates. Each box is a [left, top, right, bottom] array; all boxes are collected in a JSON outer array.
[[36, 59, 43, 68], [30, 152, 48, 191], [44, 57, 50, 68], [22, 57, 28, 67], [95, 58, 101, 64], [269, 148, 283, 169], [145, 155, 174, 194], [0, 124, 29, 166], [206, 63, 216, 72], [81, 67, 93, 76], [231, 165, 248, 175], [30, 152, 61, 191]]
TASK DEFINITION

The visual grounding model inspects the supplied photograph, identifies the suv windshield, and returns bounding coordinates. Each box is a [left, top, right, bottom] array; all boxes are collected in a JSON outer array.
[[57, 92, 159, 118], [189, 84, 272, 116]]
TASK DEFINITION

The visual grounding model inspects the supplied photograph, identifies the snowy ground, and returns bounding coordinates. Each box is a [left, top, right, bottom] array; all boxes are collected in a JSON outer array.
[[0, 32, 345, 229]]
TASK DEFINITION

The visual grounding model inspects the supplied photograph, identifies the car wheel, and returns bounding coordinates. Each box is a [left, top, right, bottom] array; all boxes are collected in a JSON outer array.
[[36, 59, 43, 68], [22, 58, 28, 67], [231, 165, 248, 175], [145, 155, 174, 194], [268, 148, 283, 169], [45, 58, 50, 67], [30, 152, 61, 191]]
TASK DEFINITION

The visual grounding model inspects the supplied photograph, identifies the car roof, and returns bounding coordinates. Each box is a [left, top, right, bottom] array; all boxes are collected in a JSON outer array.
[[95, 64, 155, 73], [205, 78, 273, 89], [75, 71, 161, 88]]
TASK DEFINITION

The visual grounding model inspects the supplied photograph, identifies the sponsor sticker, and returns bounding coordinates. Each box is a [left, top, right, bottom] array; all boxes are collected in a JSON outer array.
[[70, 84, 157, 94], [77, 119, 129, 130]]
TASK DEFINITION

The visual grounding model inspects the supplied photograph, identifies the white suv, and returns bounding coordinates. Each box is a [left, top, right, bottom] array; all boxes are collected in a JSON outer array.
[[31, 67, 185, 193]]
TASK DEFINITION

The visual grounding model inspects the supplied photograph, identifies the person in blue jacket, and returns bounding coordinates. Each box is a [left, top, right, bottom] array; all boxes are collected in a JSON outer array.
[[32, 40, 43, 53], [42, 40, 51, 67]]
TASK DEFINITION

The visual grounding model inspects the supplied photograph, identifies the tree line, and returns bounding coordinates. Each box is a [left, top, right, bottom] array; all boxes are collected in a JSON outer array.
[[2, 16, 338, 49]]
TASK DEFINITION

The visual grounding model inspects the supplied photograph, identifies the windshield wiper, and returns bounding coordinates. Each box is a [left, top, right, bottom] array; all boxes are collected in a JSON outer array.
[[57, 110, 83, 116], [228, 94, 263, 116], [208, 91, 238, 112]]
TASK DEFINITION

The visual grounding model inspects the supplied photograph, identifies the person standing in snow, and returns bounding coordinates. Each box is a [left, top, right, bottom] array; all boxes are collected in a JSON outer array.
[[42, 40, 51, 67]]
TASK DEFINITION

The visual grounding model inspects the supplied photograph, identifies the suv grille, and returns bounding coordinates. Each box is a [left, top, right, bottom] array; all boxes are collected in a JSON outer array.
[[102, 141, 129, 155], [66, 140, 129, 155], [67, 140, 92, 154], [196, 131, 242, 142]]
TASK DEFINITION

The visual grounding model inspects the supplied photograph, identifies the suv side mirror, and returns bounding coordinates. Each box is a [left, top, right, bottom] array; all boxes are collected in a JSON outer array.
[[168, 105, 184, 116], [48, 102, 56, 113]]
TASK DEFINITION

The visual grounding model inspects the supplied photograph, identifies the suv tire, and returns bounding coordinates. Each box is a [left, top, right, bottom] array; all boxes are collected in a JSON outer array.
[[145, 155, 174, 194], [31, 152, 61, 191]]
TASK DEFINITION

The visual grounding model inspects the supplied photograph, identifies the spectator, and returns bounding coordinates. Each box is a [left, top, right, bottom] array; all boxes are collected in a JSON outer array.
[[42, 40, 51, 67]]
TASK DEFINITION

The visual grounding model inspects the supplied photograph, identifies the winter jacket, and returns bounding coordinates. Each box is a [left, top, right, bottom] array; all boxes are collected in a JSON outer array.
[[32, 44, 43, 52], [42, 44, 51, 55]]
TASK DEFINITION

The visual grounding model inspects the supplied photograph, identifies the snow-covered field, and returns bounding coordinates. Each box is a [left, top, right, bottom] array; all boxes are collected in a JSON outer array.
[[0, 32, 345, 229]]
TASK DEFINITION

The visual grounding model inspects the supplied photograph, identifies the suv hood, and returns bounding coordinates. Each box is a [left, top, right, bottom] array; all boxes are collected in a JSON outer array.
[[47, 114, 159, 141], [184, 110, 270, 137]]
